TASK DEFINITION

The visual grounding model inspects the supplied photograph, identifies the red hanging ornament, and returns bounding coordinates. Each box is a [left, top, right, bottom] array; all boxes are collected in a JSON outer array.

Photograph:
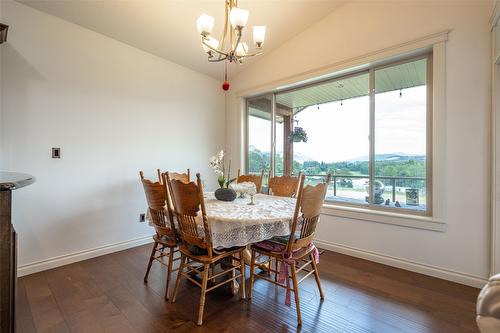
[[222, 60, 230, 91]]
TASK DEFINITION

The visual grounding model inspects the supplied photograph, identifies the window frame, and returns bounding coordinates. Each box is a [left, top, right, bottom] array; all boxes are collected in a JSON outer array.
[[245, 53, 433, 217]]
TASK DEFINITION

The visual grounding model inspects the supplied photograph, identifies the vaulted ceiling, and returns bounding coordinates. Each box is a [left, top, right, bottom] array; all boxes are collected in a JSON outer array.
[[17, 0, 345, 80]]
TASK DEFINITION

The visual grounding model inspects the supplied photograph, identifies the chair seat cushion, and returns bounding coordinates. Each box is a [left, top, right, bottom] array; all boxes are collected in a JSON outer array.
[[252, 240, 286, 253], [154, 234, 177, 246], [252, 240, 316, 260], [187, 244, 208, 256], [213, 245, 245, 254], [186, 244, 244, 256], [269, 234, 299, 245], [178, 244, 245, 264]]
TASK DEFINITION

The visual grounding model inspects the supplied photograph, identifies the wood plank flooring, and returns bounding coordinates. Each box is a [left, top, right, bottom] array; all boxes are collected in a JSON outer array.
[[16, 244, 480, 333]]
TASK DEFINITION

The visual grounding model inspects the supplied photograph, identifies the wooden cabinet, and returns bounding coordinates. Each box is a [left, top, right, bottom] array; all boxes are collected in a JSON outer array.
[[0, 191, 15, 333], [0, 173, 35, 333]]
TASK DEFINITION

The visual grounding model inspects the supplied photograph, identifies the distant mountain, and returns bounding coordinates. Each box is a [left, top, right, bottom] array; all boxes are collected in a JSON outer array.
[[249, 146, 314, 163], [249, 145, 424, 164], [293, 152, 314, 163], [348, 153, 425, 162]]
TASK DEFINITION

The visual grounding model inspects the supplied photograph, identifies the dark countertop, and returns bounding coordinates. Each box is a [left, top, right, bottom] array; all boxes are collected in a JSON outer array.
[[0, 172, 35, 191]]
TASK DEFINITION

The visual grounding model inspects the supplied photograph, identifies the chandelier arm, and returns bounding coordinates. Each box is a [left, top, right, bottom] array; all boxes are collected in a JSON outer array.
[[233, 29, 243, 53], [208, 57, 228, 62], [238, 50, 264, 59]]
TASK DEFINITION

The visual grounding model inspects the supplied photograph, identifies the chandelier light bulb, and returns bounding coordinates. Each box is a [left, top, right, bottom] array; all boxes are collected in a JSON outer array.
[[235, 42, 248, 57], [229, 7, 249, 29], [253, 26, 266, 48], [196, 13, 214, 35], [202, 36, 219, 53]]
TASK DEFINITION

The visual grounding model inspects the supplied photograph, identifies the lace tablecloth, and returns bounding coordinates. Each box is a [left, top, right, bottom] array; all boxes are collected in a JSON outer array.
[[204, 193, 296, 249], [147, 193, 296, 249]]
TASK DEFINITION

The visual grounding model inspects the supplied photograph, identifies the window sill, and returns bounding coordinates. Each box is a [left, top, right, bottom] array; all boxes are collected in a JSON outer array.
[[321, 203, 446, 232]]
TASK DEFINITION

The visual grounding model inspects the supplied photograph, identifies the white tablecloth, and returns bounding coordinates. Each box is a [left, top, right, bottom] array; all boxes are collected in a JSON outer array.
[[147, 193, 296, 249], [205, 193, 296, 248]]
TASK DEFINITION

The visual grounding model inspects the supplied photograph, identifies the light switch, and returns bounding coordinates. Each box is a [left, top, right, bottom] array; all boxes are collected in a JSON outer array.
[[52, 148, 61, 159]]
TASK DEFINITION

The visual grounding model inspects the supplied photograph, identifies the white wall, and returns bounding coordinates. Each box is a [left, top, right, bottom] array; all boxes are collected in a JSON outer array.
[[228, 1, 491, 286], [0, 1, 225, 272]]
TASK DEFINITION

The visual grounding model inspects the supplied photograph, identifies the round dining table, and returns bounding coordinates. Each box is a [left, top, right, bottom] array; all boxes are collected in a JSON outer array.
[[204, 192, 296, 250], [147, 192, 296, 253]]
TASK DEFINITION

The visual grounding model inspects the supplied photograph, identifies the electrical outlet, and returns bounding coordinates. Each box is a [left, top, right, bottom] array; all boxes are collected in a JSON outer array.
[[139, 213, 146, 223]]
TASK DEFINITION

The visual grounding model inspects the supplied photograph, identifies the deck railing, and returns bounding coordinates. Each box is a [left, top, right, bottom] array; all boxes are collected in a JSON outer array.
[[249, 172, 426, 203], [305, 174, 426, 203]]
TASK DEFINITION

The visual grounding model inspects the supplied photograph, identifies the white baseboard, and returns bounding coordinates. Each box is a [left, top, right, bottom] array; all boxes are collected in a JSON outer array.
[[17, 235, 488, 289], [17, 235, 154, 277], [314, 238, 487, 289]]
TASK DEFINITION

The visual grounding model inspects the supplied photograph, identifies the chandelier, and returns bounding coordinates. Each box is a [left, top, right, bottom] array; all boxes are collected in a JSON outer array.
[[196, 0, 266, 91]]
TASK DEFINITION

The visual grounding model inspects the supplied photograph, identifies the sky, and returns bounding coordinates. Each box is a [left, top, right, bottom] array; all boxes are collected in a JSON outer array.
[[248, 85, 427, 163]]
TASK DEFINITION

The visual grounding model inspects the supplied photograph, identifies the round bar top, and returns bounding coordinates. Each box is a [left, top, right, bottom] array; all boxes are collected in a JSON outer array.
[[0, 172, 35, 191]]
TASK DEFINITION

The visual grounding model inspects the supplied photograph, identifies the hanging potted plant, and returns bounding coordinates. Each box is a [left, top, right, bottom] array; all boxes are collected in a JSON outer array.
[[209, 150, 237, 201], [289, 126, 308, 143]]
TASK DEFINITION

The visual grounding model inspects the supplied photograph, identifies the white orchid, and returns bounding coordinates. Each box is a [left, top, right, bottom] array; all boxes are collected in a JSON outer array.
[[208, 149, 235, 188], [209, 150, 225, 176]]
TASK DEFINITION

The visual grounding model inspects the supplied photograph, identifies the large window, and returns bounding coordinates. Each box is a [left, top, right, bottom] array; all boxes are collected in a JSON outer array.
[[246, 55, 432, 215]]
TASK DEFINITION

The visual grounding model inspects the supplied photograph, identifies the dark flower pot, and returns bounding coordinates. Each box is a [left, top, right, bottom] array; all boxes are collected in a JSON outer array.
[[215, 188, 237, 202]]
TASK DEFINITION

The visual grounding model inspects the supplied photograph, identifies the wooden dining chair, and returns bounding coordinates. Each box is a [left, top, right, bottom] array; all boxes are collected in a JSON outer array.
[[166, 172, 246, 326], [162, 169, 190, 221], [267, 172, 303, 197], [248, 174, 331, 326], [156, 168, 190, 184], [140, 171, 180, 301], [237, 169, 264, 193]]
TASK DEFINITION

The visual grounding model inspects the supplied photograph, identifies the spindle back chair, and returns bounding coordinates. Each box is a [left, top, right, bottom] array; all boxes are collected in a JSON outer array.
[[249, 174, 331, 326], [166, 172, 246, 326]]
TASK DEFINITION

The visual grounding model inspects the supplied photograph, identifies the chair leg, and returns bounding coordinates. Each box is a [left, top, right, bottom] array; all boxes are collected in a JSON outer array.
[[266, 256, 271, 276], [164, 247, 174, 301], [248, 249, 256, 300], [231, 258, 236, 293], [144, 241, 158, 283], [274, 257, 279, 282], [291, 262, 302, 326], [197, 264, 210, 326], [310, 253, 324, 300], [239, 252, 246, 300], [171, 254, 186, 303]]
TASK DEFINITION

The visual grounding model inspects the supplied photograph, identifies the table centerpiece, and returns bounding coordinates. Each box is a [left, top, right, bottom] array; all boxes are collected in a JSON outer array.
[[209, 150, 237, 201]]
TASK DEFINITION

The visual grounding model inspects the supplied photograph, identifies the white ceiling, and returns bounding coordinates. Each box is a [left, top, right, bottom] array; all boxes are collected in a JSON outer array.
[[17, 0, 344, 80]]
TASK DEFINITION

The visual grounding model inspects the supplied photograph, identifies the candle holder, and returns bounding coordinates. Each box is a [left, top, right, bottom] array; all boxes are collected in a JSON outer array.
[[248, 193, 255, 205], [247, 187, 257, 205]]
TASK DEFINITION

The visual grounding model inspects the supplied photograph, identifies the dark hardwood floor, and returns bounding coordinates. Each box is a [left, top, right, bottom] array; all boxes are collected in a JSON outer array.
[[16, 244, 480, 333]]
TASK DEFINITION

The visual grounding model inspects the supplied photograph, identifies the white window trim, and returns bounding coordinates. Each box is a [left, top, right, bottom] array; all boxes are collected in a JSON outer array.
[[321, 204, 446, 232], [239, 31, 449, 232]]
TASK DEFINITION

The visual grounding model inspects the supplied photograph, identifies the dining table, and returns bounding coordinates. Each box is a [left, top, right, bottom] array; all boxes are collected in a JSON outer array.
[[204, 192, 296, 252], [148, 192, 296, 248]]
